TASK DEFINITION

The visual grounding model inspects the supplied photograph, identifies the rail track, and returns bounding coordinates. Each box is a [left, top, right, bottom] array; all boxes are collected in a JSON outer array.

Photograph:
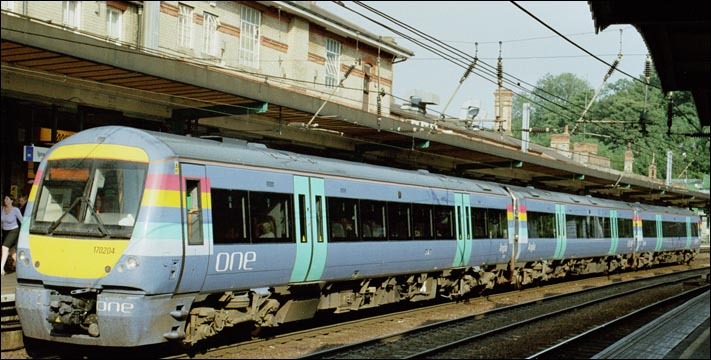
[[3, 260, 709, 359], [0, 298, 22, 352], [528, 286, 709, 359], [295, 269, 709, 359]]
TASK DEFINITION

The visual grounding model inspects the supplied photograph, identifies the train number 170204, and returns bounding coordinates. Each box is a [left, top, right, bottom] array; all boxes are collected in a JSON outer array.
[[93, 246, 116, 254]]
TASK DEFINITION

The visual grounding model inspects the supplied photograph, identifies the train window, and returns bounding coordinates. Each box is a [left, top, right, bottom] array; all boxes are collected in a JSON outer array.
[[211, 188, 249, 244], [471, 208, 506, 239], [642, 218, 657, 238], [249, 191, 294, 243], [32, 159, 146, 238], [361, 200, 386, 241], [297, 194, 307, 243], [581, 216, 608, 239], [567, 215, 587, 239], [691, 222, 699, 237], [662, 221, 685, 237], [487, 209, 507, 239], [527, 211, 556, 238], [599, 216, 612, 238], [388, 202, 411, 240], [618, 218, 633, 238], [433, 205, 454, 240], [315, 195, 324, 243], [471, 208, 487, 239], [327, 197, 358, 242], [412, 203, 433, 240], [185, 180, 203, 245]]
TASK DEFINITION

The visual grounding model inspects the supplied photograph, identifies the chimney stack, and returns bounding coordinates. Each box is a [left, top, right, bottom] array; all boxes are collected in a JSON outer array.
[[550, 125, 571, 158], [624, 142, 634, 173]]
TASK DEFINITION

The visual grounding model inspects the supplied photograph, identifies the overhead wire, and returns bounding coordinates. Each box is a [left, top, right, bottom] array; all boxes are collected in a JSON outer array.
[[347, 1, 585, 122], [345, 1, 697, 171], [509, 1, 663, 90]]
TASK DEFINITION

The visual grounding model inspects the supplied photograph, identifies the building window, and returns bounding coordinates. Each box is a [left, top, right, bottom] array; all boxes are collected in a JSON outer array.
[[202, 12, 219, 57], [325, 38, 341, 89], [107, 7, 122, 41], [1, 1, 15, 11], [63, 1, 80, 28], [178, 4, 193, 49], [239, 5, 261, 68]]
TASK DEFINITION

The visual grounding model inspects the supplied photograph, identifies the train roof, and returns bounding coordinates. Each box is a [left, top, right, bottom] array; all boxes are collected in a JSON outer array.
[[55, 126, 511, 196], [52, 126, 697, 216]]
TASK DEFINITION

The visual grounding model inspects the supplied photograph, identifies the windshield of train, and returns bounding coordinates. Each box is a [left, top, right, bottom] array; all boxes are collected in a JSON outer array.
[[30, 158, 147, 239]]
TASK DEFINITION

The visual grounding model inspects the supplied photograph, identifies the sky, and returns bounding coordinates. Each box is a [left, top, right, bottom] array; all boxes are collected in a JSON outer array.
[[316, 1, 650, 122]]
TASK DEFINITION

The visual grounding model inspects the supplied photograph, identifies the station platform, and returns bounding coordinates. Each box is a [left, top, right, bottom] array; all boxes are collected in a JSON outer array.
[[594, 290, 710, 359], [1, 272, 17, 303]]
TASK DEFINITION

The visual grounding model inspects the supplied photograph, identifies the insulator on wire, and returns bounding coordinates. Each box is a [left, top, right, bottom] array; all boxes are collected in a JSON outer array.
[[644, 54, 651, 84], [377, 94, 382, 117], [606, 57, 620, 78], [463, 58, 477, 81], [497, 41, 503, 88], [461, 42, 478, 82]]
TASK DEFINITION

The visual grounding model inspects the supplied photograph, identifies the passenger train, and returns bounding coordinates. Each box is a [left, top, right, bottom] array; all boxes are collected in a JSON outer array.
[[15, 126, 701, 347]]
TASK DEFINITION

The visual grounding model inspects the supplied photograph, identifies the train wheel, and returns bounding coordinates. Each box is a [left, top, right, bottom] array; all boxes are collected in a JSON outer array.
[[249, 324, 263, 338]]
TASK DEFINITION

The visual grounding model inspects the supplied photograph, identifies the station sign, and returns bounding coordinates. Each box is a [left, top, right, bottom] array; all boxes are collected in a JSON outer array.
[[24, 145, 50, 163], [38, 127, 75, 143]]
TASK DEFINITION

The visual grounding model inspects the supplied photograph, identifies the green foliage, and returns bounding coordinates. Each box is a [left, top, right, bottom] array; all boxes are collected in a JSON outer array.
[[511, 70, 709, 180]]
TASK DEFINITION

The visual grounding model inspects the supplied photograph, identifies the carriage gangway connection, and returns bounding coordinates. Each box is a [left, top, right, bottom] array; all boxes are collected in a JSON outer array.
[[1, 269, 709, 357]]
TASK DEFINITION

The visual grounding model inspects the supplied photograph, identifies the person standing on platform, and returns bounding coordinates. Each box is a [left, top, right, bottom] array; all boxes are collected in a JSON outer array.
[[18, 194, 27, 216], [1, 195, 22, 276]]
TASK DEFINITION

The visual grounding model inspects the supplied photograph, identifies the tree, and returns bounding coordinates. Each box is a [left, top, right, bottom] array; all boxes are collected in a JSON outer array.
[[512, 73, 593, 149], [512, 70, 709, 178]]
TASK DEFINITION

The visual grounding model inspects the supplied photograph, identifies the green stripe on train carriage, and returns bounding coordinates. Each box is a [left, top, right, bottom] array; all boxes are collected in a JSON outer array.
[[554, 204, 567, 259], [608, 210, 619, 254], [686, 217, 692, 249], [655, 214, 663, 251]]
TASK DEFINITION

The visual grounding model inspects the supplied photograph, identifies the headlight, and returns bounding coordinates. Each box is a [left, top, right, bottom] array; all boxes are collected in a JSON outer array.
[[126, 256, 139, 270], [19, 250, 30, 265]]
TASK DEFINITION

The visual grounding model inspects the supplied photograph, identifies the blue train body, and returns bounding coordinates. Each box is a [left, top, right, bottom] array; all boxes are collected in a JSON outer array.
[[15, 126, 701, 347]]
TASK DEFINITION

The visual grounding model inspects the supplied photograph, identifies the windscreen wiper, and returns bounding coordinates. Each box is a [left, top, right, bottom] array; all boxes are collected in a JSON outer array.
[[48, 196, 110, 238]]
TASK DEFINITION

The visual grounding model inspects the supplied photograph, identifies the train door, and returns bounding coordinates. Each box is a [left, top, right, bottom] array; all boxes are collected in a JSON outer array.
[[177, 163, 210, 293], [654, 214, 663, 252], [608, 210, 619, 254], [632, 208, 641, 268], [685, 217, 693, 249], [453, 193, 472, 267], [290, 175, 328, 282], [554, 204, 567, 259]]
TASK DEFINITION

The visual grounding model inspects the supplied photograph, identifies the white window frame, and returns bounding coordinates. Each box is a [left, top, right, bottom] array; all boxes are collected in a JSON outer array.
[[178, 3, 193, 49], [63, 1, 80, 28], [202, 11, 219, 58], [325, 38, 341, 89], [107, 7, 122, 41], [239, 5, 261, 68]]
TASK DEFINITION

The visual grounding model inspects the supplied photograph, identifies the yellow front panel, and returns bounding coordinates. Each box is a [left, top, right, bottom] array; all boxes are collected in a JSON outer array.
[[30, 235, 129, 279], [49, 144, 149, 163]]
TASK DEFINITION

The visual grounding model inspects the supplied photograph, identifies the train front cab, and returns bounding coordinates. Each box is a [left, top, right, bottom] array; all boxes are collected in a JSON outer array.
[[16, 142, 197, 347]]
